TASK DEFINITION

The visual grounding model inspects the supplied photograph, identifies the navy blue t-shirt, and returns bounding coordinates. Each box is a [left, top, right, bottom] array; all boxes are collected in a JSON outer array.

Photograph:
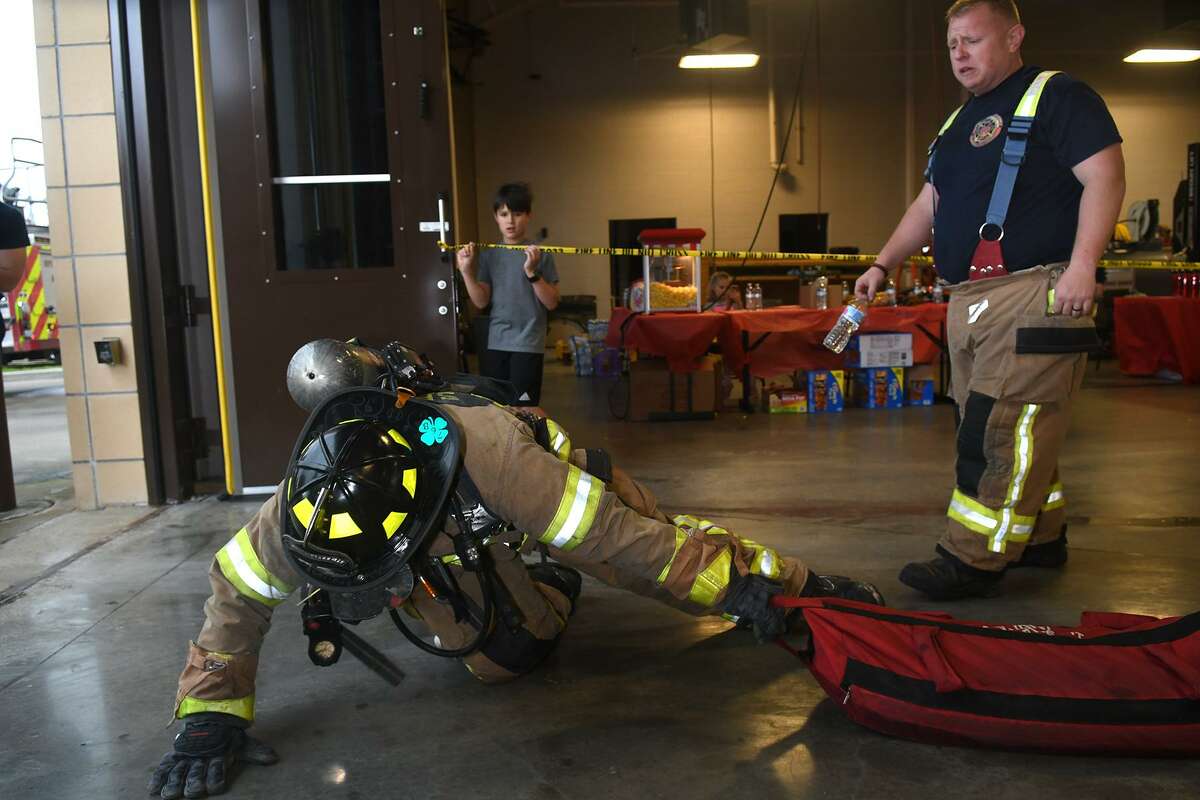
[[928, 66, 1122, 284]]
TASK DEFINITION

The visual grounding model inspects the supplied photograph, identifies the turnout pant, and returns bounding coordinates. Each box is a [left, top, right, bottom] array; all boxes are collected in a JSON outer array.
[[416, 462, 810, 682], [939, 265, 1094, 572]]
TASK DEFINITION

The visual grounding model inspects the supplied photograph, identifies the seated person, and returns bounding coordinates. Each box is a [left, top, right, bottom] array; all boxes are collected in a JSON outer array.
[[705, 271, 743, 311]]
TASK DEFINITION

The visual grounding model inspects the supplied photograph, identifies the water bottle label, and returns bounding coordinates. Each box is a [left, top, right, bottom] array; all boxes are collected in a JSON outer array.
[[843, 305, 866, 325]]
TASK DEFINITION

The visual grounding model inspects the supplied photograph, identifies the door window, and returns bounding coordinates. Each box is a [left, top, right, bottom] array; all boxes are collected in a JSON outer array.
[[264, 1, 392, 270]]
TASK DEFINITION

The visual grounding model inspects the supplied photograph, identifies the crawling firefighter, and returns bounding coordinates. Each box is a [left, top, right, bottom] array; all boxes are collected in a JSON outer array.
[[148, 340, 883, 799]]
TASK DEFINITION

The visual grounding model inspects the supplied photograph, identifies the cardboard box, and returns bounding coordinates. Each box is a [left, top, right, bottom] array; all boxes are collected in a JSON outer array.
[[907, 362, 945, 398], [846, 333, 914, 367], [807, 370, 845, 413], [798, 282, 845, 309], [768, 389, 808, 414], [627, 356, 719, 421], [849, 367, 905, 409], [908, 379, 935, 406]]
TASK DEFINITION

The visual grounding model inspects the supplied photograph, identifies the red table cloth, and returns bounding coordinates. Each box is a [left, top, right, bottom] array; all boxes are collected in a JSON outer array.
[[606, 304, 948, 376], [606, 308, 728, 371], [1113, 296, 1200, 384], [717, 304, 947, 377]]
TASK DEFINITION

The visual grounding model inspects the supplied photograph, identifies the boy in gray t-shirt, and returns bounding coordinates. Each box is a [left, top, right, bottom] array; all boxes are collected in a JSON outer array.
[[456, 183, 560, 405]]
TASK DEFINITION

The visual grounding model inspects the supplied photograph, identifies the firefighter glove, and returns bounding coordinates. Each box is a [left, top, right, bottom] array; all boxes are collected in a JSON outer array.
[[721, 572, 788, 643], [148, 712, 278, 799]]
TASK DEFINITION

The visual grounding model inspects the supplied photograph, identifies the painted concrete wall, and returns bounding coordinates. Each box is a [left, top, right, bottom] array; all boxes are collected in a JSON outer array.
[[464, 0, 1200, 314]]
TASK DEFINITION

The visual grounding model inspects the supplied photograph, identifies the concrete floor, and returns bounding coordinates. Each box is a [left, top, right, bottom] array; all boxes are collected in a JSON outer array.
[[1, 362, 1198, 798]]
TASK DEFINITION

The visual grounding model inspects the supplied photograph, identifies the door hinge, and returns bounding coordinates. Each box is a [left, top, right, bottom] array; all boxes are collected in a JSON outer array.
[[180, 284, 212, 328]]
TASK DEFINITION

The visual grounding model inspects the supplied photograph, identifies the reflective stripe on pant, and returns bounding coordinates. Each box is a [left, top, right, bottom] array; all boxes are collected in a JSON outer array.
[[941, 265, 1089, 571], [530, 476, 809, 617]]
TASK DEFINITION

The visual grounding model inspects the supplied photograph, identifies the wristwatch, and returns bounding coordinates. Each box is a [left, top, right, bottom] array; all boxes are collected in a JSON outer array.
[[526, 270, 542, 283]]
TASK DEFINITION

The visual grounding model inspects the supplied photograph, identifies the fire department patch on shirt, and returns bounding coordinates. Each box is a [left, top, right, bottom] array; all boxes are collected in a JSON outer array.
[[970, 114, 1004, 147]]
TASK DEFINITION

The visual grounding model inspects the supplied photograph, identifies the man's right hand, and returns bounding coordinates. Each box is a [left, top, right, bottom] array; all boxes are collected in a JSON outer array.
[[455, 242, 476, 275], [854, 265, 889, 303], [148, 713, 277, 799]]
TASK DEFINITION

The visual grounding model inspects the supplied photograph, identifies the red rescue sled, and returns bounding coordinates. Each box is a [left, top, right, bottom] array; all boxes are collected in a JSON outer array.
[[772, 597, 1200, 757]]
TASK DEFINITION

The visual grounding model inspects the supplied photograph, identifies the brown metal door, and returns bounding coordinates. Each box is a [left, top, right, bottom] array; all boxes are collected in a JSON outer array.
[[206, 0, 457, 491]]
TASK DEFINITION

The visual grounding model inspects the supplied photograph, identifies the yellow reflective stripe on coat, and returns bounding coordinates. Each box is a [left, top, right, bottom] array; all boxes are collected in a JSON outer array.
[[947, 489, 1035, 553], [539, 465, 603, 551], [687, 548, 733, 607], [1014, 70, 1062, 117], [216, 528, 294, 607], [177, 694, 255, 722], [546, 419, 571, 462], [1042, 481, 1066, 511]]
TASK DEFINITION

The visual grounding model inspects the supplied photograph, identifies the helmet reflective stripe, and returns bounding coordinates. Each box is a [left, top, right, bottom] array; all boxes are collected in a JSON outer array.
[[292, 496, 316, 528], [177, 694, 255, 722], [291, 467, 416, 540], [216, 528, 294, 607], [328, 512, 362, 540], [383, 510, 407, 538], [387, 428, 412, 448], [539, 464, 603, 551]]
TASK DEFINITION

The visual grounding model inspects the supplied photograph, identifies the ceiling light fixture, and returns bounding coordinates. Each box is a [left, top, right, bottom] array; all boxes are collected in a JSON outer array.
[[1123, 48, 1200, 62], [678, 53, 760, 69]]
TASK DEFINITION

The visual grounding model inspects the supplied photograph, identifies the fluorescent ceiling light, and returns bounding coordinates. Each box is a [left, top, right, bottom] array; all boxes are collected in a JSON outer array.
[[678, 53, 760, 69], [1123, 48, 1200, 63]]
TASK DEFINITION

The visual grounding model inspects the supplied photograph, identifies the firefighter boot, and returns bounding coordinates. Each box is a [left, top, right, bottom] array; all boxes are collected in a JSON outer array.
[[1013, 527, 1069, 569], [528, 562, 583, 616], [800, 573, 886, 606], [899, 546, 1004, 600]]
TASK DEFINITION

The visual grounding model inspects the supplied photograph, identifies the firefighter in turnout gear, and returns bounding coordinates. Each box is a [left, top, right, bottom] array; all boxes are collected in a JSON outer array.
[[148, 340, 883, 799], [854, 0, 1125, 599]]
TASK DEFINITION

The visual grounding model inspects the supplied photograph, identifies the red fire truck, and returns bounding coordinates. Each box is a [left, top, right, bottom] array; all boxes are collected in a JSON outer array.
[[2, 234, 59, 364]]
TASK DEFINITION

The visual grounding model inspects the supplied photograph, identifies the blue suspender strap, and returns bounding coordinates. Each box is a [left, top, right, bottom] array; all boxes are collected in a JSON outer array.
[[980, 70, 1061, 239]]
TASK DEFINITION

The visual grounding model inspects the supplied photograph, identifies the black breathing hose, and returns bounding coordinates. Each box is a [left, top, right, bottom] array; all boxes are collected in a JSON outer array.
[[387, 568, 494, 658], [387, 497, 496, 658]]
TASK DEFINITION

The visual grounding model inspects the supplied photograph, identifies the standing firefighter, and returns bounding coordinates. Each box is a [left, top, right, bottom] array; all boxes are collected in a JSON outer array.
[[149, 340, 883, 799], [856, 0, 1124, 599]]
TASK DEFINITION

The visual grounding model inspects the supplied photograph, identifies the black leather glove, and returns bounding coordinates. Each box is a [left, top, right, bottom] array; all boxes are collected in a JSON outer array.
[[721, 572, 788, 643], [148, 713, 278, 799]]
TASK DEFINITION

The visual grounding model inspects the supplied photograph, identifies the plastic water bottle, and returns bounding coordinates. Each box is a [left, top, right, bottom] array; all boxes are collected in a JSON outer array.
[[886, 279, 897, 306], [815, 276, 828, 310], [932, 282, 944, 304], [747, 283, 761, 310], [823, 301, 867, 353]]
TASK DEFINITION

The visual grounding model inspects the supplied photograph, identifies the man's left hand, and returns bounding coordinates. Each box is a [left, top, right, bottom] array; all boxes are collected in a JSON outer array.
[[1053, 264, 1096, 317], [523, 245, 542, 276]]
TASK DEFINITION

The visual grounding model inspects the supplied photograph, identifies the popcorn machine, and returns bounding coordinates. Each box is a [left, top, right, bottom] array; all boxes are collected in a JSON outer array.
[[633, 228, 705, 314]]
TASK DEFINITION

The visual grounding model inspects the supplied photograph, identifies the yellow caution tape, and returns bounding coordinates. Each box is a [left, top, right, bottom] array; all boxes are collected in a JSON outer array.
[[439, 241, 1200, 271]]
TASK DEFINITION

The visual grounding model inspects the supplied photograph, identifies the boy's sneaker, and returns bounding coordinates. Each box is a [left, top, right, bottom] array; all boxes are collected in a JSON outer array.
[[1013, 529, 1068, 569], [898, 547, 1004, 600]]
